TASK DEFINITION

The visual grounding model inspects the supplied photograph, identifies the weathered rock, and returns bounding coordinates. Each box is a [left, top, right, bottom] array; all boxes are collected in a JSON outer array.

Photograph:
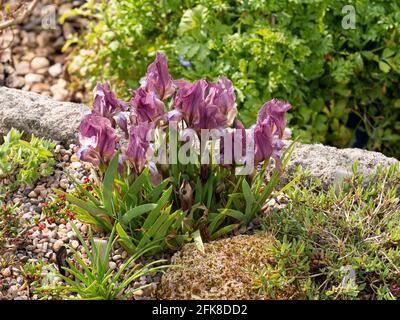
[[0, 87, 87, 145], [281, 141, 399, 188], [157, 234, 298, 300]]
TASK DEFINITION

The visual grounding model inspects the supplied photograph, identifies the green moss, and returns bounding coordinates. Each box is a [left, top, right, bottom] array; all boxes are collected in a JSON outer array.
[[158, 234, 303, 299]]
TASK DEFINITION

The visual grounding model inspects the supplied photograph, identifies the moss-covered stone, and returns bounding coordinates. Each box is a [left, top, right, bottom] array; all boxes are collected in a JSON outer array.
[[157, 234, 299, 300]]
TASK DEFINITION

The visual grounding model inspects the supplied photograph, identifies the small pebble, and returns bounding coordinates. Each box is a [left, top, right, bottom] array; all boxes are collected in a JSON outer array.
[[25, 73, 44, 85], [109, 262, 117, 270], [71, 240, 79, 249], [59, 179, 69, 190], [53, 240, 64, 252], [48, 63, 63, 77], [2, 267, 12, 277], [31, 57, 50, 70], [112, 255, 122, 262], [28, 190, 37, 198]]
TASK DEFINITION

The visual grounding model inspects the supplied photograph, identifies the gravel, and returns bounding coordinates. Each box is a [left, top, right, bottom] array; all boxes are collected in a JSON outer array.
[[0, 144, 168, 300], [0, 0, 87, 102]]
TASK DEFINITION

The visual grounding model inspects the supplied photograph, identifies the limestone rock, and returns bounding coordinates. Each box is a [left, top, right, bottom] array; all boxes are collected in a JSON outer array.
[[0, 87, 87, 145], [281, 141, 399, 188]]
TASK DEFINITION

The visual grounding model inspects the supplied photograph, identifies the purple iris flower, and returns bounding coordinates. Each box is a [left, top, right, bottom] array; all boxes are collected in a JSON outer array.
[[142, 52, 175, 100], [173, 77, 237, 131], [252, 99, 292, 171], [125, 122, 154, 176], [92, 82, 129, 135], [92, 82, 129, 117], [130, 87, 166, 125], [206, 76, 237, 125], [77, 113, 118, 168], [257, 99, 291, 138]]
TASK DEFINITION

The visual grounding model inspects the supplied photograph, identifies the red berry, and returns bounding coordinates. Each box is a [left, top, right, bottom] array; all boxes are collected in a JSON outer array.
[[38, 223, 45, 231], [67, 209, 75, 220]]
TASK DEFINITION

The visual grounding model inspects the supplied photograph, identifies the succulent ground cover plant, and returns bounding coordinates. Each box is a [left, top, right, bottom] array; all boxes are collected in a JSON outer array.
[[59, 53, 294, 255], [257, 163, 400, 300], [0, 203, 19, 247], [0, 128, 56, 202]]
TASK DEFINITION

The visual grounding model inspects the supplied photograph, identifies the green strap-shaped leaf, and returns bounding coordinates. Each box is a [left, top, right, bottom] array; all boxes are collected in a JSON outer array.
[[207, 211, 227, 235], [122, 203, 158, 224], [115, 223, 136, 254], [53, 189, 110, 217], [148, 178, 170, 203], [218, 208, 245, 220], [211, 223, 240, 240], [142, 186, 172, 230], [206, 175, 215, 208], [102, 153, 119, 216], [242, 178, 255, 220], [122, 167, 149, 206], [65, 171, 100, 206], [192, 230, 205, 254], [194, 177, 203, 204], [53, 189, 113, 232], [156, 209, 181, 240]]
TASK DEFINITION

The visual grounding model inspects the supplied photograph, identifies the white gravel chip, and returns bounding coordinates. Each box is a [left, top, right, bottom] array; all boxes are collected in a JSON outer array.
[[53, 240, 64, 252]]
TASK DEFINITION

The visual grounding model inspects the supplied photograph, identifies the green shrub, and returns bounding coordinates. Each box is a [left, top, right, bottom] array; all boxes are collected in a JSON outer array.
[[65, 0, 400, 157]]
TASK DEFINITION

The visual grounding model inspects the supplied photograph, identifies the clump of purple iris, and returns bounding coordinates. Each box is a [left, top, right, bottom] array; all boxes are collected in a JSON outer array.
[[173, 76, 237, 131], [76, 52, 292, 180]]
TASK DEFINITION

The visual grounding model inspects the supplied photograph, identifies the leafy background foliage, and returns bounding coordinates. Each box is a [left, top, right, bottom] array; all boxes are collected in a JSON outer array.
[[66, 0, 400, 158]]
